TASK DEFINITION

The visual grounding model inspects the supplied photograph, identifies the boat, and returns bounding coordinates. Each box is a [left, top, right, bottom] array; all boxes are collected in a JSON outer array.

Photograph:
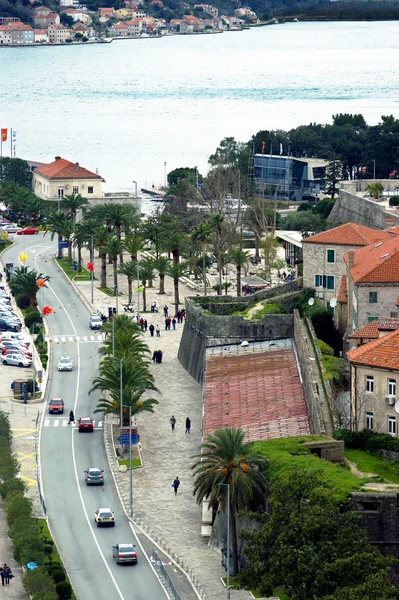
[[151, 196, 165, 202]]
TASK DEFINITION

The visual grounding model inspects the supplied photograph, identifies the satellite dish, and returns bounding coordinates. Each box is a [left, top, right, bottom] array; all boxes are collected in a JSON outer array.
[[308, 297, 315, 306], [394, 400, 399, 414], [330, 298, 337, 308], [241, 341, 249, 347]]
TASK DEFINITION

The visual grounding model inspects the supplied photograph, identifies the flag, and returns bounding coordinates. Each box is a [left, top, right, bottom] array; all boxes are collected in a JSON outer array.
[[1, 129, 7, 142], [280, 143, 283, 155], [261, 141, 266, 154], [12, 130, 16, 142]]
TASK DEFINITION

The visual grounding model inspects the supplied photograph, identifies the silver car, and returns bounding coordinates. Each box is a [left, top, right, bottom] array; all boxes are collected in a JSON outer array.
[[2, 353, 32, 367], [89, 313, 102, 330], [58, 356, 73, 371], [112, 543, 137, 564], [85, 467, 104, 485]]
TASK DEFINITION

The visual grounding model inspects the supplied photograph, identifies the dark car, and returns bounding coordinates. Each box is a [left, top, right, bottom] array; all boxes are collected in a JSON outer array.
[[0, 318, 20, 332], [17, 227, 39, 235], [112, 543, 137, 564], [78, 417, 94, 432], [85, 468, 104, 485], [49, 398, 64, 414]]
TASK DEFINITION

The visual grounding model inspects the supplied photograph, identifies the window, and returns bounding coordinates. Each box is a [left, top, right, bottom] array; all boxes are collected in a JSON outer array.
[[368, 316, 378, 323], [314, 274, 323, 288], [365, 411, 374, 430], [88, 187, 94, 194], [57, 188, 64, 199], [388, 379, 397, 396], [388, 416, 397, 436], [365, 376, 374, 393], [369, 291, 378, 304], [327, 249, 335, 263], [326, 275, 335, 290], [73, 186, 79, 194]]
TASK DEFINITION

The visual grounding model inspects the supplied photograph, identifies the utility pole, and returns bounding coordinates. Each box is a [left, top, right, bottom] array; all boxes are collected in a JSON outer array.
[[120, 359, 123, 428], [129, 405, 133, 517], [91, 235, 94, 305], [137, 263, 140, 316]]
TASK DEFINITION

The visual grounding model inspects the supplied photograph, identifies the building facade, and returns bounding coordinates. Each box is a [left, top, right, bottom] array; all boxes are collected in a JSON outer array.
[[0, 23, 35, 44], [33, 156, 104, 200]]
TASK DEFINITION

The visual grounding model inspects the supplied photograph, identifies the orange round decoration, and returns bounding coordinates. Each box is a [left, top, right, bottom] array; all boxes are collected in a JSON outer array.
[[42, 306, 53, 316], [37, 278, 45, 288]]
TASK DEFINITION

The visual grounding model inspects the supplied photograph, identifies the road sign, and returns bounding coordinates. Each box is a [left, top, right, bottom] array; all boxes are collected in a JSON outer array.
[[73, 261, 78, 271], [59, 241, 68, 249], [119, 427, 138, 445]]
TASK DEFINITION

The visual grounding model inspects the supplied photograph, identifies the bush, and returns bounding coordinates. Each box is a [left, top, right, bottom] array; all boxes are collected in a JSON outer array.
[[389, 196, 399, 206], [24, 310, 42, 329], [316, 339, 334, 356], [335, 428, 399, 453], [23, 569, 58, 600], [44, 543, 54, 556], [50, 569, 66, 584], [56, 580, 72, 600], [16, 293, 31, 309]]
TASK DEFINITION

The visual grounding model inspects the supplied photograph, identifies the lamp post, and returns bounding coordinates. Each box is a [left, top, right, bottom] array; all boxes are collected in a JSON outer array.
[[137, 263, 140, 316], [90, 235, 94, 305], [219, 483, 231, 600], [164, 162, 167, 189], [120, 402, 133, 517], [372, 159, 376, 180], [132, 180, 138, 199]]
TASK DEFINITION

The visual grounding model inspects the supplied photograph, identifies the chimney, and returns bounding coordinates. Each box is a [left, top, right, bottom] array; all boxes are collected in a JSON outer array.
[[75, 162, 79, 171], [55, 156, 61, 161]]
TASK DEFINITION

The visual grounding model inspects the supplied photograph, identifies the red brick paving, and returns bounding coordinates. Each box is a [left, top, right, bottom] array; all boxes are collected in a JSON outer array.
[[203, 341, 310, 441]]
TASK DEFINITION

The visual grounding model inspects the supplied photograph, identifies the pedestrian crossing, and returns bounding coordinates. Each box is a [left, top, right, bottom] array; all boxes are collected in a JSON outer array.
[[47, 334, 103, 344], [44, 418, 103, 428]]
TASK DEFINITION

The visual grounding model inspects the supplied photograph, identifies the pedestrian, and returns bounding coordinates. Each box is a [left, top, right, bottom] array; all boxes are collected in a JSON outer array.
[[172, 318, 176, 330], [165, 318, 168, 331], [164, 305, 168, 317], [3, 564, 12, 585], [0, 565, 4, 586], [151, 302, 154, 313], [144, 319, 148, 331], [185, 417, 191, 434], [68, 410, 75, 424], [176, 310, 180, 323], [136, 312, 140, 322], [156, 325, 160, 337], [149, 324, 155, 337], [140, 317, 144, 330], [172, 476, 180, 495], [152, 350, 157, 363], [170, 415, 176, 431], [157, 350, 163, 364], [167, 317, 171, 330]]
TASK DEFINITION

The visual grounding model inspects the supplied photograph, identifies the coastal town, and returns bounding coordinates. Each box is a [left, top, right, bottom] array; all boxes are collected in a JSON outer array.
[[0, 1, 258, 45]]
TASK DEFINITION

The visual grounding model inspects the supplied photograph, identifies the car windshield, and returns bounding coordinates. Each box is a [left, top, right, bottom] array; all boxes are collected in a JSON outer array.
[[91, 317, 101, 322], [81, 418, 91, 423], [119, 545, 133, 552], [100, 512, 113, 518], [89, 469, 101, 476], [60, 358, 70, 363], [51, 400, 63, 405]]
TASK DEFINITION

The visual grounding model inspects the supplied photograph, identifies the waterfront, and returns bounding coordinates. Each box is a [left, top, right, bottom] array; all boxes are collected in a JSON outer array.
[[1, 20, 399, 190]]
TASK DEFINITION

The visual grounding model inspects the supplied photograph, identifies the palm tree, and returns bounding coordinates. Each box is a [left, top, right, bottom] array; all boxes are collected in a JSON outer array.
[[192, 223, 211, 296], [167, 262, 187, 317], [192, 427, 267, 576], [103, 236, 122, 295], [209, 213, 224, 295], [100, 315, 149, 360], [23, 194, 44, 223], [163, 231, 187, 265], [45, 212, 69, 259], [77, 217, 98, 263], [64, 193, 89, 227], [137, 260, 155, 312], [152, 255, 171, 295], [118, 261, 138, 305], [103, 203, 137, 263], [123, 234, 143, 263], [9, 267, 50, 307], [229, 248, 250, 297]]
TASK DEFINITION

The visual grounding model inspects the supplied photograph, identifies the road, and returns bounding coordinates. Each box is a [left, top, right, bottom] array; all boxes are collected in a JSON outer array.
[[3, 234, 168, 600]]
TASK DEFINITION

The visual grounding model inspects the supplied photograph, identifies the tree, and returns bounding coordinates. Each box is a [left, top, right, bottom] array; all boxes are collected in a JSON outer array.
[[118, 261, 138, 304], [162, 231, 187, 265], [76, 217, 98, 263], [103, 236, 122, 295], [366, 182, 384, 199], [137, 259, 155, 312], [209, 213, 224, 294], [325, 159, 344, 200], [94, 227, 111, 289], [123, 234, 143, 262], [191, 222, 211, 296], [229, 248, 250, 297], [192, 427, 268, 576], [167, 262, 187, 316], [0, 158, 32, 188], [240, 469, 396, 600], [151, 255, 171, 295], [102, 203, 137, 263], [167, 167, 202, 187], [9, 267, 50, 307], [64, 193, 89, 230]]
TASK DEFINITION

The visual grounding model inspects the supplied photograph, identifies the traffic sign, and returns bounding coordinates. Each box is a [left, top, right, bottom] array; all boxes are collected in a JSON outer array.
[[59, 241, 68, 249], [73, 261, 78, 271]]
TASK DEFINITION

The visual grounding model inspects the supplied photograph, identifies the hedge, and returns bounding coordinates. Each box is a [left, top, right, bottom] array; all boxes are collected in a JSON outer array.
[[336, 428, 399, 453]]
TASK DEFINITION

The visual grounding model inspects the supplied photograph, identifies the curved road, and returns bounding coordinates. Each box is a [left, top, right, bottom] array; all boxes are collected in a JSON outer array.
[[3, 234, 168, 600]]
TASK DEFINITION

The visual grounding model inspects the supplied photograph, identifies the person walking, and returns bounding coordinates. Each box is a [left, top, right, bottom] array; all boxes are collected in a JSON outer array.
[[3, 564, 12, 585], [165, 318, 168, 331], [172, 317, 176, 330], [0, 564, 5, 586], [149, 324, 155, 337], [68, 410, 75, 425], [170, 415, 176, 431], [157, 350, 163, 363], [164, 305, 168, 318], [185, 417, 191, 434], [144, 319, 148, 331], [156, 325, 160, 337], [172, 476, 180, 495]]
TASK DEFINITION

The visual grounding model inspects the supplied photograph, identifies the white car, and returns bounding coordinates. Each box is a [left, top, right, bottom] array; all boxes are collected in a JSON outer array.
[[0, 224, 21, 233], [1, 332, 31, 346], [94, 508, 115, 527], [2, 353, 32, 367], [58, 356, 73, 371]]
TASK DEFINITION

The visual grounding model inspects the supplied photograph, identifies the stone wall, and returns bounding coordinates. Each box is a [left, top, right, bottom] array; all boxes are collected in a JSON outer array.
[[356, 284, 399, 328]]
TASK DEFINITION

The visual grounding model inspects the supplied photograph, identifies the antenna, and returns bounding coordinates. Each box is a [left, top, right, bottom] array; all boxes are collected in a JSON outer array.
[[308, 297, 315, 306], [394, 400, 399, 414]]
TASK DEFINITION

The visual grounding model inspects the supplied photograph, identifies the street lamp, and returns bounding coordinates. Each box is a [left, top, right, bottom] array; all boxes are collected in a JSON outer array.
[[121, 403, 133, 517], [219, 483, 231, 600], [90, 235, 94, 305], [132, 180, 138, 199], [372, 159, 376, 180], [164, 162, 167, 189]]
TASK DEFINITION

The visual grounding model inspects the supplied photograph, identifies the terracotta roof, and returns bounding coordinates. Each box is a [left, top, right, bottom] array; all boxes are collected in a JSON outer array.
[[303, 223, 392, 247], [34, 157, 103, 180], [337, 275, 347, 304], [345, 236, 399, 283], [349, 321, 380, 340], [347, 328, 399, 370]]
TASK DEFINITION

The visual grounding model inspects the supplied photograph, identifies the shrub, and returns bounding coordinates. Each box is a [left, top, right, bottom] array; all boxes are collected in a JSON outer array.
[[24, 310, 42, 329], [56, 580, 72, 600], [316, 339, 334, 355], [389, 196, 399, 206], [16, 293, 31, 309], [50, 569, 66, 584], [23, 568, 58, 600], [336, 428, 399, 453], [44, 543, 54, 556]]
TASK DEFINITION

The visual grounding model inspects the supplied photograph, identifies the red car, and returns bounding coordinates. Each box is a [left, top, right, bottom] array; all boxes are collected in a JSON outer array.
[[17, 227, 39, 235], [78, 417, 94, 432], [49, 397, 64, 414]]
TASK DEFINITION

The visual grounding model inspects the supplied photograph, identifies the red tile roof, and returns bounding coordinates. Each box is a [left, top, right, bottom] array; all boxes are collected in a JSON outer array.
[[349, 318, 399, 340], [337, 275, 347, 304], [203, 343, 309, 441], [303, 223, 393, 247], [345, 236, 399, 283], [34, 157, 103, 180], [347, 328, 399, 370]]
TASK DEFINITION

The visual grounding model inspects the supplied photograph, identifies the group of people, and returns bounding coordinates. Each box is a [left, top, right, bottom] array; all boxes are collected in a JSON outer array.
[[0, 564, 13, 586], [150, 302, 159, 313], [170, 415, 191, 434], [148, 324, 161, 337], [176, 309, 185, 323], [139, 318, 148, 331], [164, 317, 176, 330], [152, 350, 163, 364]]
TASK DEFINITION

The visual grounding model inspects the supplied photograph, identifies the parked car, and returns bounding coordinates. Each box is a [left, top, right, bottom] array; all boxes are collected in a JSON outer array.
[[0, 318, 20, 332], [17, 227, 39, 235], [0, 313, 22, 326], [94, 508, 115, 527], [1, 332, 31, 346], [58, 356, 73, 371], [78, 417, 94, 432], [112, 543, 137, 564], [49, 398, 64, 414], [2, 353, 32, 367], [85, 468, 104, 485], [0, 224, 21, 233], [89, 313, 102, 330]]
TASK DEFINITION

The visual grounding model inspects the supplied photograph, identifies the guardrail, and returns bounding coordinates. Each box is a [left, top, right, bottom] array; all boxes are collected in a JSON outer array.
[[151, 548, 183, 600]]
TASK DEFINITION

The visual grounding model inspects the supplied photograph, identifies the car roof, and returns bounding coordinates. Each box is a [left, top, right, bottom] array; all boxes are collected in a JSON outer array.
[[98, 507, 112, 512], [88, 467, 102, 471], [50, 397, 63, 402], [59, 356, 72, 360]]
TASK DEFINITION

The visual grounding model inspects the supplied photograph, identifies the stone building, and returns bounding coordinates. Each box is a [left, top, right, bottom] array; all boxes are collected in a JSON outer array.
[[33, 156, 104, 201], [347, 328, 399, 435]]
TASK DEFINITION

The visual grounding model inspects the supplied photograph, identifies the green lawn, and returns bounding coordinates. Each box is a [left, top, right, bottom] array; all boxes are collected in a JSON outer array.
[[118, 457, 142, 468], [253, 436, 369, 502], [97, 286, 121, 297], [56, 257, 92, 281], [345, 449, 399, 484]]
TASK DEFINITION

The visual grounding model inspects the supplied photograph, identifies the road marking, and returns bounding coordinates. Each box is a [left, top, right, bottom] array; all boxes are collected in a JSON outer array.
[[83, 336, 88, 341], [44, 419, 50, 427], [62, 420, 68, 427], [90, 335, 95, 341], [54, 420, 59, 427], [68, 336, 73, 342], [61, 337, 65, 342]]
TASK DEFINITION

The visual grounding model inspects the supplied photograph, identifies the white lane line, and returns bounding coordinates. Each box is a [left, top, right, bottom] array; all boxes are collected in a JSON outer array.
[[62, 420, 68, 427], [75, 336, 80, 342], [54, 420, 59, 427], [61, 337, 66, 343], [90, 335, 95, 341], [68, 337, 73, 342], [53, 337, 58, 343], [44, 419, 50, 427]]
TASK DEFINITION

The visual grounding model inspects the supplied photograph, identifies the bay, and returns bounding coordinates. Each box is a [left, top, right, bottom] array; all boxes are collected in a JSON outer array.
[[1, 20, 399, 191]]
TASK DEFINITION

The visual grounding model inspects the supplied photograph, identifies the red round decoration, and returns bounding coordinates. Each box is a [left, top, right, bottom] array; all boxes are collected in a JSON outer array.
[[87, 262, 94, 272], [42, 306, 53, 316], [37, 278, 45, 288]]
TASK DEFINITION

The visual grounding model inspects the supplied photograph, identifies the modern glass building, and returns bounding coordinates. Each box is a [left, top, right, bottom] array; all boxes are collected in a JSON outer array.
[[253, 154, 327, 202]]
